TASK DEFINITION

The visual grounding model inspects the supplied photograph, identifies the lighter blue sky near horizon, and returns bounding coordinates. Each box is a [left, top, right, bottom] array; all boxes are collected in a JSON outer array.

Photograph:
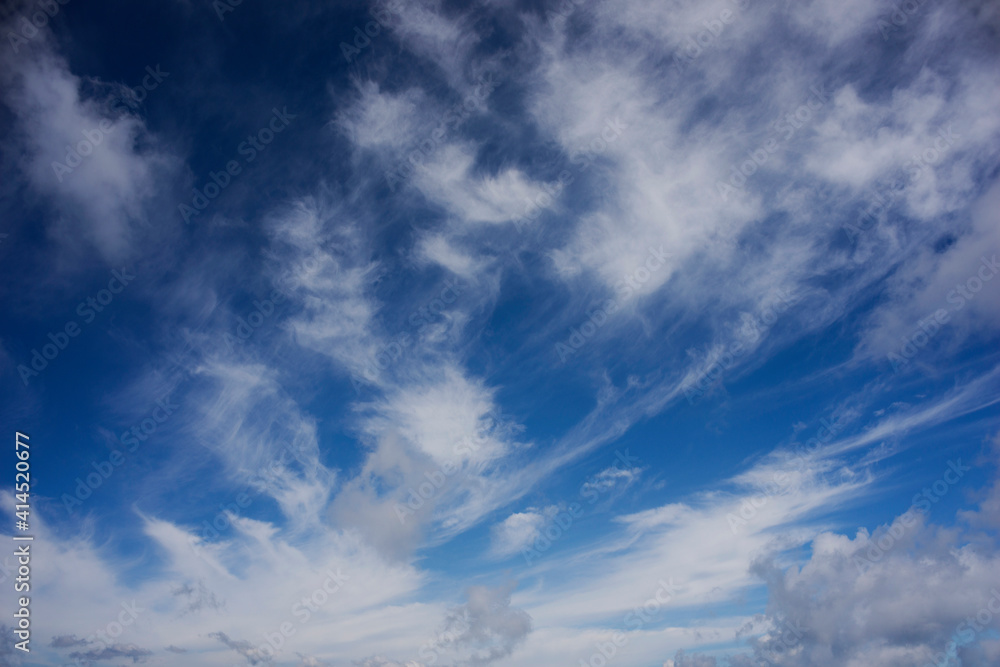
[[1, 0, 1000, 666]]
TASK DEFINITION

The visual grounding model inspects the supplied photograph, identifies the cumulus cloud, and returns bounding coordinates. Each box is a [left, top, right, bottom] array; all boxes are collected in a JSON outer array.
[[674, 449, 1000, 666], [441, 584, 533, 665]]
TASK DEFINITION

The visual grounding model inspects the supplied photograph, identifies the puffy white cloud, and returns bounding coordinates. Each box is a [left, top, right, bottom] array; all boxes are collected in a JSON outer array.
[[654, 434, 1000, 666], [441, 584, 533, 665]]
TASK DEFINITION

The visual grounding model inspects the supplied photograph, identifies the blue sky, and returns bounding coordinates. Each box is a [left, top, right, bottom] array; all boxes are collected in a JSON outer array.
[[1, 0, 1000, 665]]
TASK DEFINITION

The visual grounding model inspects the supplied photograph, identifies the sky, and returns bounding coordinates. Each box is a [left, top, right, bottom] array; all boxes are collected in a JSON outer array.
[[1, 0, 999, 665]]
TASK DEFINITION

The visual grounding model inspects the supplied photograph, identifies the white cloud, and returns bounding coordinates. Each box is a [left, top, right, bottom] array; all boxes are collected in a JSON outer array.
[[416, 233, 488, 279], [390, 0, 479, 88], [853, 177, 1000, 365], [5, 1, 999, 665], [0, 489, 428, 666], [491, 510, 549, 558], [337, 81, 426, 152], [372, 366, 505, 464], [1, 34, 178, 267], [266, 198, 383, 381], [580, 464, 642, 496], [412, 144, 553, 226], [188, 358, 335, 531], [331, 363, 531, 558], [688, 475, 1000, 667]]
